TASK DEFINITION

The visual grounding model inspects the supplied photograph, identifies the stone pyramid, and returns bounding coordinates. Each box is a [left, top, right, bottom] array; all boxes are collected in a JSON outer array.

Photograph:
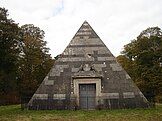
[[28, 21, 150, 110]]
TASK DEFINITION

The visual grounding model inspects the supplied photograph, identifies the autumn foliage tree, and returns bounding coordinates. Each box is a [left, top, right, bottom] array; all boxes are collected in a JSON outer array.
[[0, 7, 22, 104], [117, 27, 162, 103], [0, 7, 54, 105], [19, 24, 54, 102]]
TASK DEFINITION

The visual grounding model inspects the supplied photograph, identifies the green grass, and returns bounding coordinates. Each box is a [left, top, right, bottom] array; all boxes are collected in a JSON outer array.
[[0, 104, 162, 121]]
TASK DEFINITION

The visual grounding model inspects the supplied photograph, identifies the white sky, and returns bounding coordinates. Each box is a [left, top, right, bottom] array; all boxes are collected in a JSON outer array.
[[0, 0, 162, 57]]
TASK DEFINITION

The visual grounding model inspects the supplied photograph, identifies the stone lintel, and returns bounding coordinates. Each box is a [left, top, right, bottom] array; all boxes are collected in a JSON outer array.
[[33, 94, 48, 100], [101, 93, 119, 99], [98, 57, 115, 61], [44, 80, 54, 85], [123, 92, 135, 98], [58, 57, 94, 62], [53, 94, 66, 100]]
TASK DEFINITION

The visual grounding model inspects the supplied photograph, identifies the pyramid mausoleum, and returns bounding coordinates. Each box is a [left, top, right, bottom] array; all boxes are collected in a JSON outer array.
[[28, 21, 150, 110]]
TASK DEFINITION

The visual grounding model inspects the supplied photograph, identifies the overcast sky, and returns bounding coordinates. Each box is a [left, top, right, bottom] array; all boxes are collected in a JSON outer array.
[[0, 0, 162, 57]]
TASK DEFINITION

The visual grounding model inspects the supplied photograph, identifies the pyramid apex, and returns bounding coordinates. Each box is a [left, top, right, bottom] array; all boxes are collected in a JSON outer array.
[[83, 20, 89, 25], [72, 20, 99, 38]]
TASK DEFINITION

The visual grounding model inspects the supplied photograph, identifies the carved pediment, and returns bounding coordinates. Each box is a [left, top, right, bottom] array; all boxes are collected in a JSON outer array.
[[73, 64, 102, 78]]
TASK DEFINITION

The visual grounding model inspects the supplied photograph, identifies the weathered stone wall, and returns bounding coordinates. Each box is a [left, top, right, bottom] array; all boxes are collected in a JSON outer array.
[[28, 21, 150, 110]]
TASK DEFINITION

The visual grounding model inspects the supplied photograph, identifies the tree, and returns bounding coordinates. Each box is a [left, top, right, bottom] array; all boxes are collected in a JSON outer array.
[[19, 24, 54, 103], [0, 7, 22, 104], [0, 8, 54, 106], [117, 27, 162, 103]]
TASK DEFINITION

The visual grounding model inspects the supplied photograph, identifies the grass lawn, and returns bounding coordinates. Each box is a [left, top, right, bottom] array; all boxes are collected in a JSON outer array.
[[0, 104, 162, 121]]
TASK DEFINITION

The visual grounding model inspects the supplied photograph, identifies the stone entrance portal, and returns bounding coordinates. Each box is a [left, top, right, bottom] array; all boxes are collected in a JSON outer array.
[[73, 78, 102, 109], [79, 84, 96, 109]]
